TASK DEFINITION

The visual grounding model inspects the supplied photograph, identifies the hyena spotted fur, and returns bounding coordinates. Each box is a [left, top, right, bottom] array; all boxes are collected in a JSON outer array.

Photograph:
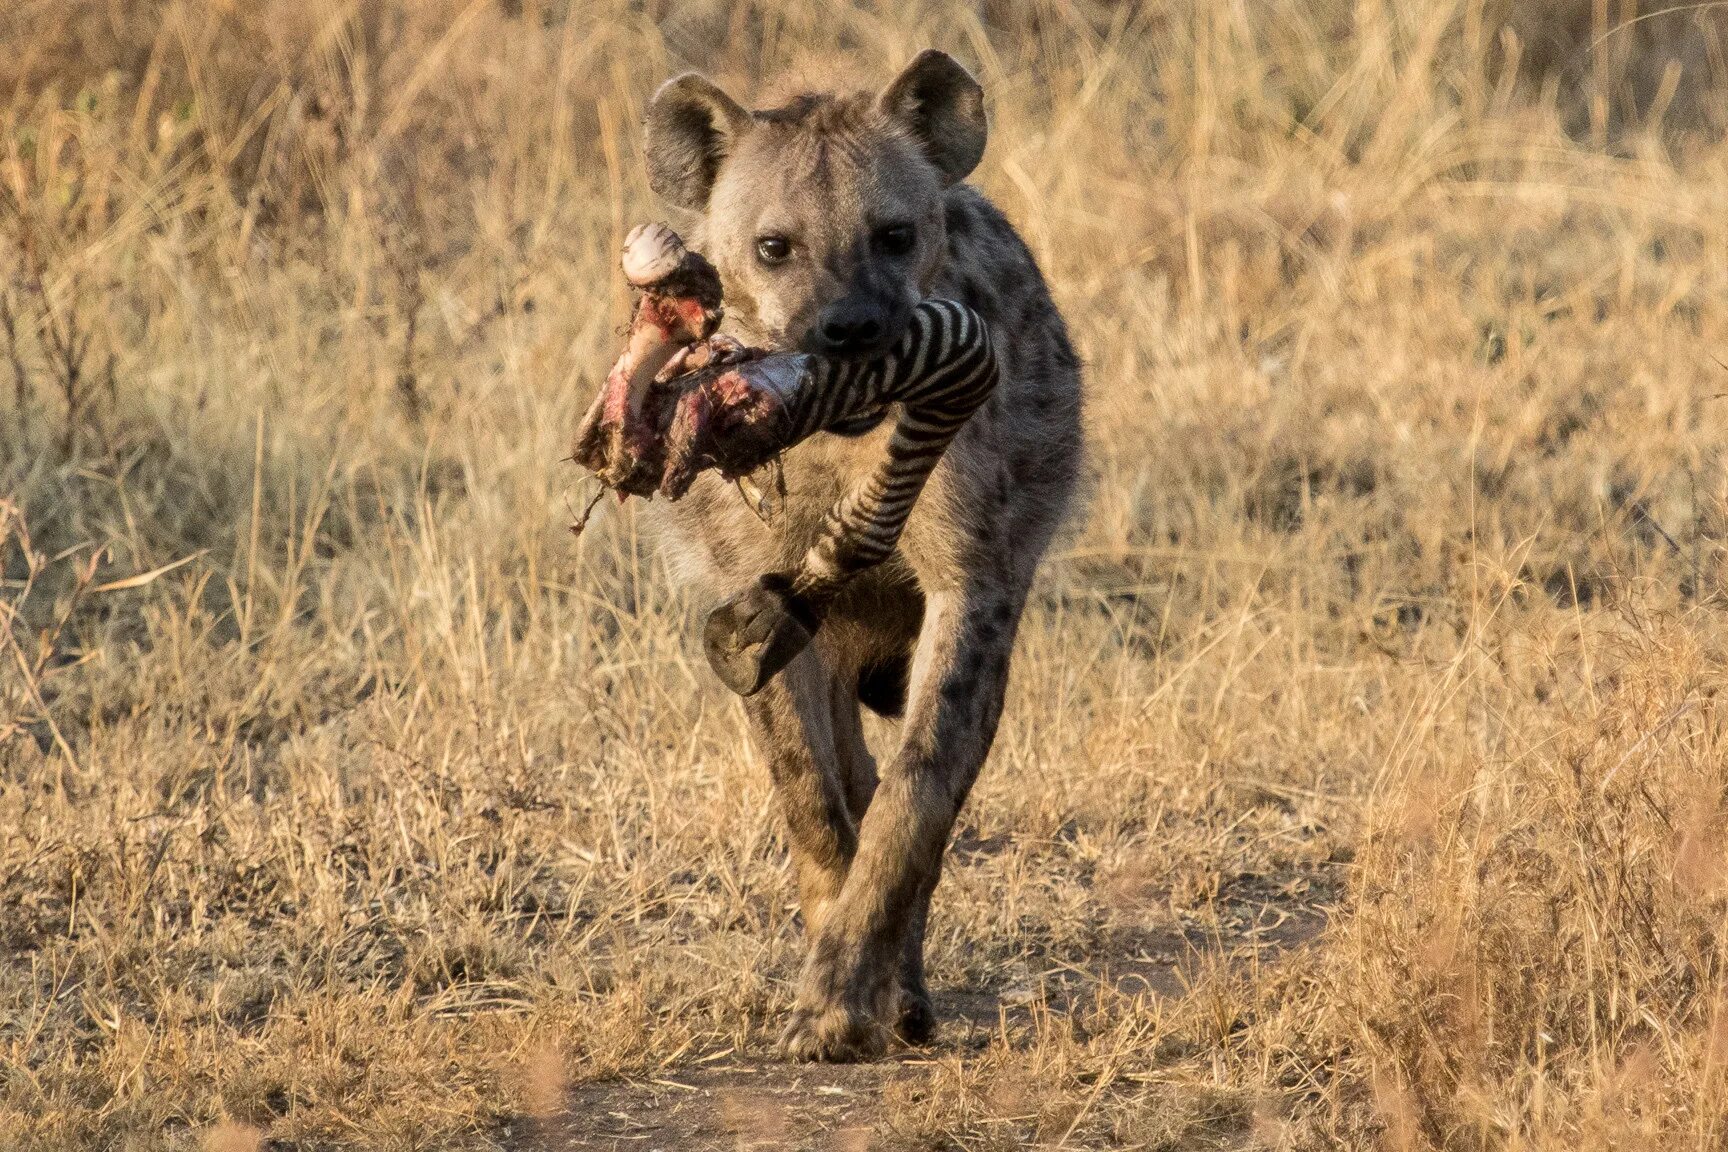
[[641, 49, 1083, 1061]]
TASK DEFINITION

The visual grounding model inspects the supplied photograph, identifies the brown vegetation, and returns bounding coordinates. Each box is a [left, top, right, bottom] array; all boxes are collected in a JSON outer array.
[[3, 1, 1727, 1148]]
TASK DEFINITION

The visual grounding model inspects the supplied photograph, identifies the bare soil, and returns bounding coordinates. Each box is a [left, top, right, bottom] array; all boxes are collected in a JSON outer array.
[[528, 867, 1334, 1150]]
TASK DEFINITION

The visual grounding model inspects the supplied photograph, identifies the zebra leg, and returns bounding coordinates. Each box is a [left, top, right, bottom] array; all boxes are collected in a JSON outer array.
[[705, 573, 821, 696], [779, 581, 1024, 1061], [703, 301, 997, 696], [703, 403, 971, 695]]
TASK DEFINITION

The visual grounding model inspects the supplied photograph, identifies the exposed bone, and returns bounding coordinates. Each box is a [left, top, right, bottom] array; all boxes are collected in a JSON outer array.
[[571, 223, 726, 492], [620, 222, 687, 287]]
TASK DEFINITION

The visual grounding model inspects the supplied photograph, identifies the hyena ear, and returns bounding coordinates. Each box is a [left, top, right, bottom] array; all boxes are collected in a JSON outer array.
[[645, 73, 754, 211], [878, 49, 987, 186]]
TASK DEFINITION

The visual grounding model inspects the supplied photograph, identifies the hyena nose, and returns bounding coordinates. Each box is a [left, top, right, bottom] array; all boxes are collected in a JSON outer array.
[[813, 300, 886, 357]]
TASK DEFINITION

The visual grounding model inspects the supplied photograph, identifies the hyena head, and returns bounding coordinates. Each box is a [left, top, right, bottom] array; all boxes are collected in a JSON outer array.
[[644, 50, 986, 359]]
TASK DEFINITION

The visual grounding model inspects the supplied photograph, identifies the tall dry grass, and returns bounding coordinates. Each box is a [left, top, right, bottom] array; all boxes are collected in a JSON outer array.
[[2, 1, 1727, 1148]]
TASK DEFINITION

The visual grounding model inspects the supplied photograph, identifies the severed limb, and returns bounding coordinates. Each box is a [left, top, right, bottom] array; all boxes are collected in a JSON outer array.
[[572, 223, 999, 695]]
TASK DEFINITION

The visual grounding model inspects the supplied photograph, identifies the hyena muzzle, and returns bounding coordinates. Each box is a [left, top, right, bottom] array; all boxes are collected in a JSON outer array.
[[640, 48, 1083, 1061]]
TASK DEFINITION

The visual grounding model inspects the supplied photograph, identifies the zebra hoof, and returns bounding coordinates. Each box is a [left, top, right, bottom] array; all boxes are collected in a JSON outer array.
[[704, 576, 819, 695]]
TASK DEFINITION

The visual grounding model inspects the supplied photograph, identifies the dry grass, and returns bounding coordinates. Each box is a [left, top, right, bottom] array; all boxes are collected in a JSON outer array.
[[3, 1, 1728, 1148]]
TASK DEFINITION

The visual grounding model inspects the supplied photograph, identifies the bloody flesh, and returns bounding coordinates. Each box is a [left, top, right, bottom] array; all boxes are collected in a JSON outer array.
[[570, 223, 793, 500]]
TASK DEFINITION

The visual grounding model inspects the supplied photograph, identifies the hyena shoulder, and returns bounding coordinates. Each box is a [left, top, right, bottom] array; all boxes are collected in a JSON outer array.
[[932, 185, 1084, 516]]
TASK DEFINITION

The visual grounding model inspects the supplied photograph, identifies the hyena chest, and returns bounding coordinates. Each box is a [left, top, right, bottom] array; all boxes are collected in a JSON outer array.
[[649, 413, 908, 595]]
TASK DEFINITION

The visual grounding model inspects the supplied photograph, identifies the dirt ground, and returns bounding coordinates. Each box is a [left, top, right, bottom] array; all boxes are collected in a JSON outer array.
[[533, 869, 1334, 1150]]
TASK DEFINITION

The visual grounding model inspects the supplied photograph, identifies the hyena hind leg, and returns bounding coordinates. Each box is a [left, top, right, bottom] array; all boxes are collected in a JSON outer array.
[[895, 868, 940, 1044], [827, 664, 935, 1043], [741, 649, 860, 934], [827, 671, 879, 827], [857, 647, 912, 718]]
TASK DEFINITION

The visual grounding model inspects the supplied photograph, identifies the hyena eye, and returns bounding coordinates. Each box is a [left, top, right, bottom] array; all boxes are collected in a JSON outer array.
[[755, 235, 791, 265], [874, 223, 915, 256]]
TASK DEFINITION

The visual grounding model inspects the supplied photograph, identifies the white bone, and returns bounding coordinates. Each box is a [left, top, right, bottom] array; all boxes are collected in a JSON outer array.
[[621, 222, 687, 288]]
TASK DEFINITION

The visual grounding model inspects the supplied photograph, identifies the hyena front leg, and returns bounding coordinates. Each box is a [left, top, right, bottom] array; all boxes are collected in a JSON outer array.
[[742, 648, 860, 935], [779, 582, 1024, 1061]]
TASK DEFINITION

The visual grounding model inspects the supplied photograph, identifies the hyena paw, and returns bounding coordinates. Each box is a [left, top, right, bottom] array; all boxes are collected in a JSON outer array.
[[895, 986, 937, 1046], [777, 1002, 888, 1063]]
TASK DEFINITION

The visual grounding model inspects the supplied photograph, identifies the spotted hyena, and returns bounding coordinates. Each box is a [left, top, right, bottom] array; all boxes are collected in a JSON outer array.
[[640, 49, 1083, 1060]]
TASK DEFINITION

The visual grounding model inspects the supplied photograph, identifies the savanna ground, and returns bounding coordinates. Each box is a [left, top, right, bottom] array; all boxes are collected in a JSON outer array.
[[4, 1, 1728, 1148]]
